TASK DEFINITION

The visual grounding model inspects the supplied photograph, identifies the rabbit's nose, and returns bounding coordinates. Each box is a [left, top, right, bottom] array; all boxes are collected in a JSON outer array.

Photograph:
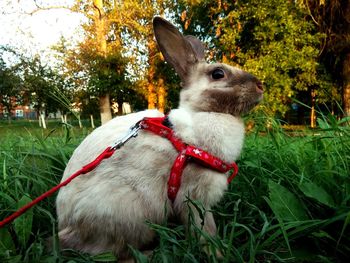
[[256, 81, 263, 94]]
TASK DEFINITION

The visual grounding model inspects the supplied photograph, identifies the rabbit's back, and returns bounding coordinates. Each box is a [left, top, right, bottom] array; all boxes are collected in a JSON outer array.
[[61, 109, 164, 180]]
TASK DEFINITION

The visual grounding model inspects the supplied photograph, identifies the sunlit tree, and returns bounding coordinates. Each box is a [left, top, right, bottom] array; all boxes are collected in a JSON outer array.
[[129, 0, 176, 113], [60, 0, 181, 122], [176, 0, 332, 122]]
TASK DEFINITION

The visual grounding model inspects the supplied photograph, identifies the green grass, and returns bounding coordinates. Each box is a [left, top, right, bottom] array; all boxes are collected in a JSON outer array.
[[0, 116, 349, 262], [222, 116, 350, 262], [0, 119, 96, 137]]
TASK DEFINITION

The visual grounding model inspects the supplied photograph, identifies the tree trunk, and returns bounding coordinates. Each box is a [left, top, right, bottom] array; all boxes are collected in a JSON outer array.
[[157, 78, 166, 113], [147, 39, 157, 109], [37, 109, 41, 127], [310, 89, 316, 128], [342, 53, 350, 117], [5, 104, 12, 123], [7, 111, 11, 124], [40, 112, 47, 129], [90, 114, 95, 128], [116, 96, 124, 115], [148, 83, 156, 109], [94, 0, 112, 124], [99, 94, 112, 125], [78, 115, 83, 128]]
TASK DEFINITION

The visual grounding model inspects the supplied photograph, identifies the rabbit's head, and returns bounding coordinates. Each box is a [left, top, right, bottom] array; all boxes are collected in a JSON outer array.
[[153, 17, 263, 116]]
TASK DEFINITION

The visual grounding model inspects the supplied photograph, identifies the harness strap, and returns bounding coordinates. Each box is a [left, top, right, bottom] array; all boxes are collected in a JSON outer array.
[[140, 117, 238, 201], [140, 117, 185, 151]]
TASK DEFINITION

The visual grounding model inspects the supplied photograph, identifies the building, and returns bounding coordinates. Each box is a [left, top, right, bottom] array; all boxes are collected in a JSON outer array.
[[0, 97, 36, 119]]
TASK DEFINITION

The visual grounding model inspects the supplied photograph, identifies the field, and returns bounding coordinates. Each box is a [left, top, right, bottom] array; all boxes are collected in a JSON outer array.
[[0, 115, 349, 262]]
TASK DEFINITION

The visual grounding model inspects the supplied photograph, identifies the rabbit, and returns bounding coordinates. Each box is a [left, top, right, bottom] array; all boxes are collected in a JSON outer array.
[[56, 16, 263, 259]]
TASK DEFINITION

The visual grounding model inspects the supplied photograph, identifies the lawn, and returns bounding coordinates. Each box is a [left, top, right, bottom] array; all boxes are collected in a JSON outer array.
[[0, 119, 94, 137], [0, 116, 349, 262]]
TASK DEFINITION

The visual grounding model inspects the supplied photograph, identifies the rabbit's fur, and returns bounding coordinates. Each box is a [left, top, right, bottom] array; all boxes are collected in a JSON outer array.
[[56, 17, 263, 258]]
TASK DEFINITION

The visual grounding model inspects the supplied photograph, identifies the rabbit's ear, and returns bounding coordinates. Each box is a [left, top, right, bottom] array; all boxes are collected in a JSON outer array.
[[153, 16, 203, 82], [185, 35, 205, 61]]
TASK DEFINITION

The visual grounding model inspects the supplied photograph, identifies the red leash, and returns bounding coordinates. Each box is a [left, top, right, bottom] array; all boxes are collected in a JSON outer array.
[[0, 117, 238, 228], [0, 147, 115, 228]]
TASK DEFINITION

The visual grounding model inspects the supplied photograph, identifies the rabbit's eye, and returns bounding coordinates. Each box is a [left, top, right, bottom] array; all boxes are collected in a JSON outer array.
[[211, 68, 225, 80]]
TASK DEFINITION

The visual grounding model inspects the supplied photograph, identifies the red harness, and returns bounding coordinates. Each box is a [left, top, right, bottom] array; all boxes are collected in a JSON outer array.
[[140, 117, 238, 201], [0, 116, 238, 228]]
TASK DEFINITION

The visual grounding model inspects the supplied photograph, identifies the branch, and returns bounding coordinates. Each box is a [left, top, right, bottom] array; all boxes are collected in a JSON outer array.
[[318, 33, 328, 57], [27, 6, 71, 15], [18, 0, 77, 16], [92, 1, 102, 19], [305, 0, 319, 26]]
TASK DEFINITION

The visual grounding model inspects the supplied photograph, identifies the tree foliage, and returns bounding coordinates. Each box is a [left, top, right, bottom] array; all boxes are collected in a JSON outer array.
[[59, 0, 179, 115], [298, 0, 350, 116], [0, 52, 22, 117], [0, 47, 74, 118], [1, 0, 349, 121], [176, 0, 334, 116]]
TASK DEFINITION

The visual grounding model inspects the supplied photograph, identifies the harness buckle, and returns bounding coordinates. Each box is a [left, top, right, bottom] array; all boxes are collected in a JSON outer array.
[[111, 121, 142, 150]]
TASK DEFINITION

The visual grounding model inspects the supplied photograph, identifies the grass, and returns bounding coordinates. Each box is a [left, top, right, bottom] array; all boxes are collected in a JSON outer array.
[[0, 115, 349, 262], [224, 115, 350, 262], [0, 119, 95, 137]]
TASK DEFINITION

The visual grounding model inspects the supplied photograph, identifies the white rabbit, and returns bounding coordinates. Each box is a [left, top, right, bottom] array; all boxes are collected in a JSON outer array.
[[56, 16, 263, 259]]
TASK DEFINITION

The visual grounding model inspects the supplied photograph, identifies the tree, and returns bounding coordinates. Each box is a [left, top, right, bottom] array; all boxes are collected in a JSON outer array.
[[30, 0, 143, 124], [176, 0, 333, 122], [300, 0, 350, 116], [0, 53, 22, 121], [60, 0, 163, 123], [20, 56, 51, 118], [1, 46, 72, 127], [134, 0, 174, 113], [14, 0, 181, 118], [20, 53, 74, 127], [67, 0, 123, 124]]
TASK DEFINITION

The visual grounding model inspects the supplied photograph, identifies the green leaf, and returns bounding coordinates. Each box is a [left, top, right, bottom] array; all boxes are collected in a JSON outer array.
[[2, 157, 8, 189], [312, 230, 334, 240], [337, 211, 350, 248], [337, 116, 350, 125], [14, 195, 33, 247], [3, 255, 22, 263], [128, 246, 149, 263], [186, 198, 205, 226], [0, 228, 15, 254], [317, 118, 330, 130], [268, 181, 308, 222], [91, 252, 118, 262], [299, 181, 336, 208]]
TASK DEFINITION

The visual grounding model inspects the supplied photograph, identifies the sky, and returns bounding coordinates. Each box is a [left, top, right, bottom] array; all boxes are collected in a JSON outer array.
[[0, 0, 85, 63]]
